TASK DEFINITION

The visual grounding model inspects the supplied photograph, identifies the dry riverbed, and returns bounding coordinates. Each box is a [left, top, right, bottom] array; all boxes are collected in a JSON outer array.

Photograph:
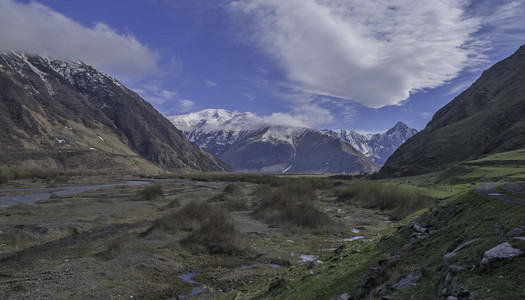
[[0, 176, 394, 299]]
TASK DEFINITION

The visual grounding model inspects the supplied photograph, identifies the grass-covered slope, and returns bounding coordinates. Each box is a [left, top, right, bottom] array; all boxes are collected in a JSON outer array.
[[229, 190, 525, 300], [380, 45, 525, 177], [223, 150, 525, 299]]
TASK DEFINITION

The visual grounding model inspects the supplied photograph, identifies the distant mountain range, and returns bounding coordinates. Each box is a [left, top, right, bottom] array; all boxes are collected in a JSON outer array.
[[169, 109, 417, 174], [0, 53, 229, 173], [380, 44, 525, 177]]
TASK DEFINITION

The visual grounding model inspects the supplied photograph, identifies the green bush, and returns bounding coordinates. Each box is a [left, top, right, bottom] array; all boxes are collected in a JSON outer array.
[[337, 181, 433, 220]]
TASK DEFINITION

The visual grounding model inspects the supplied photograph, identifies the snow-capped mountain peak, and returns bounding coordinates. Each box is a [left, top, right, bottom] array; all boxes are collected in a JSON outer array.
[[170, 109, 417, 171]]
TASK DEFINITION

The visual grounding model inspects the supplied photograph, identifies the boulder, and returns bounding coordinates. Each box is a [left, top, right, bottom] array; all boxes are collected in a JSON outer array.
[[506, 228, 524, 236], [330, 292, 350, 300], [480, 242, 521, 271], [391, 274, 421, 290]]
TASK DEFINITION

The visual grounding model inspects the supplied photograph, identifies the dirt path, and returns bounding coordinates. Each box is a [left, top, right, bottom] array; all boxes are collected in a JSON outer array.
[[475, 182, 525, 206]]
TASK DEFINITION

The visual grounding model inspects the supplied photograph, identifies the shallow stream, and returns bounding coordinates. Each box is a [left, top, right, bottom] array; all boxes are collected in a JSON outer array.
[[0, 181, 151, 208]]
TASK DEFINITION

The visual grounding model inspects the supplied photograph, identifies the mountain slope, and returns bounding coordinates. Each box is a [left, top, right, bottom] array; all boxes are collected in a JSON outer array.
[[0, 53, 229, 172], [170, 109, 380, 174], [380, 45, 525, 177]]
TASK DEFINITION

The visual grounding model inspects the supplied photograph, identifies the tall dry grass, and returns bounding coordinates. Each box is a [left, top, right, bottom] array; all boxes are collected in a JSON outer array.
[[255, 179, 340, 232], [337, 181, 433, 220]]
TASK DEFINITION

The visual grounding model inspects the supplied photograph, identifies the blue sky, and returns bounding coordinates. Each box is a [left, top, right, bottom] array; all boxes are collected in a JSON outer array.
[[1, 0, 524, 132]]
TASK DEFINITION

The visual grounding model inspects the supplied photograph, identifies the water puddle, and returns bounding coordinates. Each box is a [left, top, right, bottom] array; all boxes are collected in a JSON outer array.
[[0, 181, 151, 208], [239, 263, 281, 269], [173, 263, 283, 299], [175, 269, 205, 299]]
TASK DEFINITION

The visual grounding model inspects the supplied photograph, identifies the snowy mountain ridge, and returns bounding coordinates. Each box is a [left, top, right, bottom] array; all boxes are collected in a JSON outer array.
[[169, 109, 417, 166]]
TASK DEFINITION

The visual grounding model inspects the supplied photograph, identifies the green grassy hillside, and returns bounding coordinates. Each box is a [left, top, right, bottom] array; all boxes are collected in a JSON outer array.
[[222, 150, 525, 299]]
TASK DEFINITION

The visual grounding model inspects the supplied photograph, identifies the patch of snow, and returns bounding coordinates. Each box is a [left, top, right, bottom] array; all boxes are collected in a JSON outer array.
[[343, 236, 365, 242], [299, 254, 319, 263], [89, 147, 97, 151], [19, 54, 55, 96], [55, 138, 65, 144], [97, 135, 105, 142], [351, 228, 360, 234]]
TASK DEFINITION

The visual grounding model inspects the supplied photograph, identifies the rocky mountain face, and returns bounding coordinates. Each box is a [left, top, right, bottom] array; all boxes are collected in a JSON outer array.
[[170, 109, 396, 174], [380, 45, 525, 177], [323, 122, 417, 165], [0, 53, 229, 173]]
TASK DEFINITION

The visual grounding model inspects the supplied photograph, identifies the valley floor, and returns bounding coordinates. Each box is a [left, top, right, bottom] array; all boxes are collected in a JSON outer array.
[[0, 175, 392, 299], [0, 149, 524, 300]]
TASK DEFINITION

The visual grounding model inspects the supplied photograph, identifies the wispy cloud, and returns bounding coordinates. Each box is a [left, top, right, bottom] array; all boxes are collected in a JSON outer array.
[[132, 82, 177, 105], [0, 0, 160, 78], [229, 0, 489, 108], [178, 99, 196, 112], [204, 80, 218, 87]]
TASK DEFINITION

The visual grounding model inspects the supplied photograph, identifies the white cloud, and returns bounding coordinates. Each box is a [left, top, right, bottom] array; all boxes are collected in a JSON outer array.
[[230, 0, 487, 108], [0, 0, 160, 78], [178, 99, 196, 112], [204, 80, 218, 87], [420, 112, 432, 119], [132, 82, 177, 105], [446, 81, 474, 96]]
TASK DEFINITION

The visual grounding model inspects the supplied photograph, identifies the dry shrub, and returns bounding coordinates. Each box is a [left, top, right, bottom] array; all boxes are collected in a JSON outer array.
[[337, 181, 433, 220], [223, 196, 248, 211], [255, 180, 339, 232], [138, 184, 164, 200], [184, 210, 245, 254], [208, 184, 248, 211], [54, 175, 69, 184], [145, 202, 245, 254], [223, 183, 242, 195], [96, 232, 136, 260]]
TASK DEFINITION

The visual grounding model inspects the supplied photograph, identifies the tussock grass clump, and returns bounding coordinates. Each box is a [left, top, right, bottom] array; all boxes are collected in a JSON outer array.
[[256, 180, 339, 232], [96, 232, 136, 261], [337, 181, 433, 220], [208, 184, 248, 211], [138, 184, 164, 200], [223, 183, 242, 194], [54, 175, 69, 184], [146, 202, 245, 254], [184, 210, 245, 254]]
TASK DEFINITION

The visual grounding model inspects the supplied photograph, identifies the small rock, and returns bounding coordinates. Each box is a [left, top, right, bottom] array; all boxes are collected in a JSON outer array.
[[442, 252, 457, 271], [448, 265, 465, 274], [506, 228, 524, 236], [446, 296, 458, 300], [330, 292, 350, 300], [391, 274, 421, 290], [413, 224, 428, 233], [268, 278, 286, 291], [457, 289, 470, 298], [480, 242, 521, 271], [307, 260, 323, 269]]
